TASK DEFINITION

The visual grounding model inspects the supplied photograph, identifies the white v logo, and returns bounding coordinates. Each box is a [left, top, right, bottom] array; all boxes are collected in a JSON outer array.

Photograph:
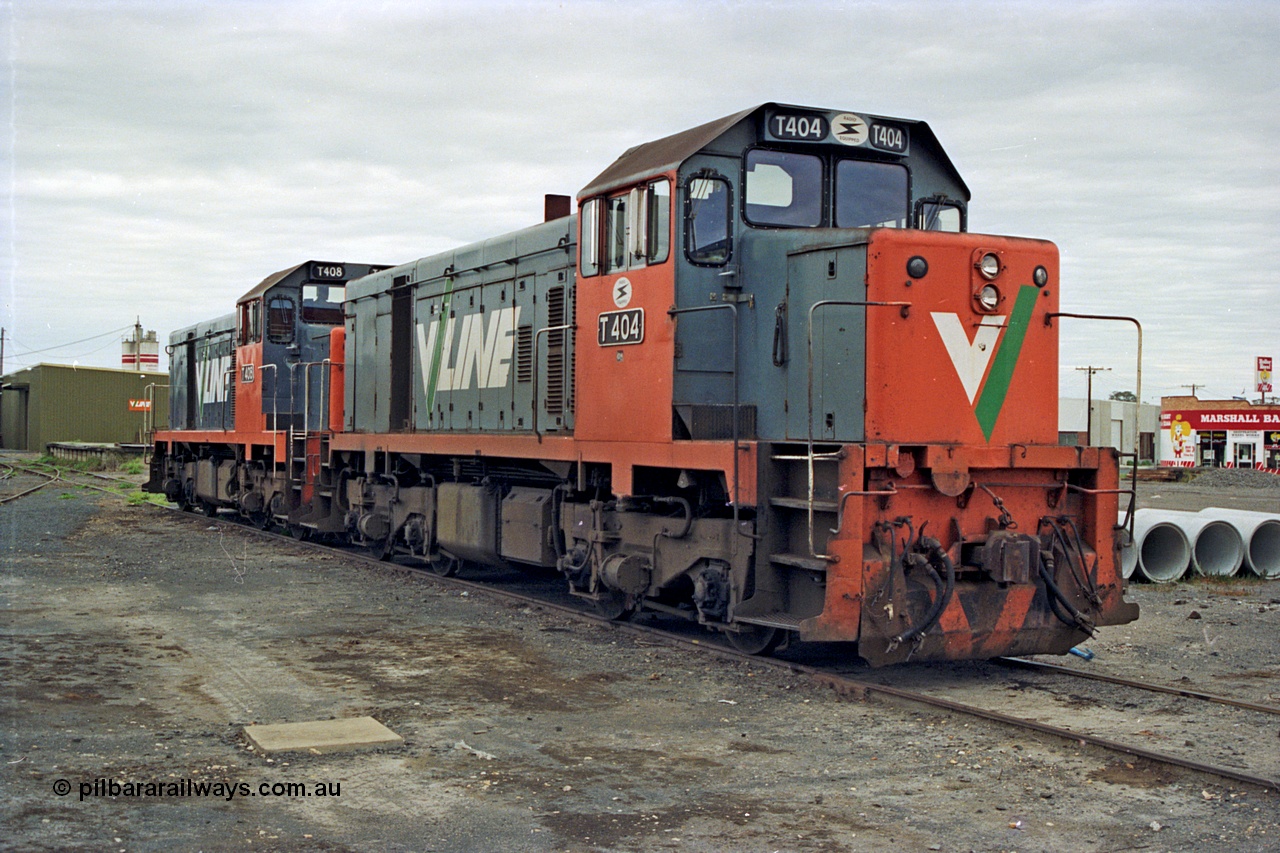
[[931, 313, 1007, 404]]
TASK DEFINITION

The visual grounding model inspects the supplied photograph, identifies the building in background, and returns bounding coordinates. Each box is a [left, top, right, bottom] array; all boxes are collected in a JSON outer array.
[[1160, 395, 1280, 472], [0, 364, 169, 451], [1059, 397, 1160, 463], [121, 321, 160, 370]]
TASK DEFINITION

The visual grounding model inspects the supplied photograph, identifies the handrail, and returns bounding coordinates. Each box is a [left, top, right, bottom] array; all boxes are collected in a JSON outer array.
[[221, 367, 236, 431], [1044, 311, 1143, 535], [830, 483, 900, 537], [257, 364, 278, 434], [806, 300, 911, 559], [668, 303, 742, 534], [142, 383, 168, 450]]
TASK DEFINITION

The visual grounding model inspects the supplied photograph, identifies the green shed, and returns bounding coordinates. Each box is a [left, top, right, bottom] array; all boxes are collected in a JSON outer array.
[[0, 364, 170, 451]]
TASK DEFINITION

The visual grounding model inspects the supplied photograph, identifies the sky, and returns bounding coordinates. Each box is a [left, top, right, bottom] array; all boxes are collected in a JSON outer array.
[[2, 0, 1277, 405]]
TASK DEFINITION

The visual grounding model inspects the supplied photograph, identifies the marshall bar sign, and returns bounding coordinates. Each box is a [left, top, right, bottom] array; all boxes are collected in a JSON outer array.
[[1161, 410, 1280, 430]]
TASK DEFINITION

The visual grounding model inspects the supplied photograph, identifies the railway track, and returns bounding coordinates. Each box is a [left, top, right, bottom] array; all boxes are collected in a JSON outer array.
[[810, 657, 1280, 792], [0, 456, 140, 504], [0, 457, 62, 504], [10, 466, 1278, 794]]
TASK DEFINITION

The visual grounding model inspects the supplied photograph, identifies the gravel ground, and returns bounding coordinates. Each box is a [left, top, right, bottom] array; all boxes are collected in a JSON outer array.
[[1, 465, 1278, 852]]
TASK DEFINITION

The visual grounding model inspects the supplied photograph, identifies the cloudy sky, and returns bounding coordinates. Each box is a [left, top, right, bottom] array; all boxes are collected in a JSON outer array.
[[3, 0, 1277, 404]]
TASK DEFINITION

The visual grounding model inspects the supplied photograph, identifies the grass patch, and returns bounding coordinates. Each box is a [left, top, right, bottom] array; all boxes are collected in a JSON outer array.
[[121, 460, 145, 476], [126, 491, 168, 507]]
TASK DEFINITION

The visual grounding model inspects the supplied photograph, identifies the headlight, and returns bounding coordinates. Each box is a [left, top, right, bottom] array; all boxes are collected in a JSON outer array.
[[977, 253, 1001, 280], [977, 284, 1000, 311]]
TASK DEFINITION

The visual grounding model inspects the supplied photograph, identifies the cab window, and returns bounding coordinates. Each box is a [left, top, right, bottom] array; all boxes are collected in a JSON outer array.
[[238, 299, 260, 345], [917, 198, 964, 232], [603, 180, 671, 273], [745, 149, 822, 227], [266, 295, 296, 344], [605, 194, 630, 272], [301, 285, 345, 324], [580, 198, 600, 276], [684, 175, 731, 265], [646, 180, 670, 264], [835, 160, 908, 228]]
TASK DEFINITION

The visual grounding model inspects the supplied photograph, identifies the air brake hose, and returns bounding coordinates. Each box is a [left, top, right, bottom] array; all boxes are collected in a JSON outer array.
[[1039, 553, 1096, 635], [889, 539, 955, 648]]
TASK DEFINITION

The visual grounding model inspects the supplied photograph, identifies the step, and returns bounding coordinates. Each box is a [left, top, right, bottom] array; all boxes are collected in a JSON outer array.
[[769, 552, 830, 572], [769, 496, 837, 513], [735, 612, 807, 630], [769, 452, 843, 462]]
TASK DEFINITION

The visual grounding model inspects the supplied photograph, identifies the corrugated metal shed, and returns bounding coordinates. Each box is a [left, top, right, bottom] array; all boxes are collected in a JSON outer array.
[[0, 363, 170, 451]]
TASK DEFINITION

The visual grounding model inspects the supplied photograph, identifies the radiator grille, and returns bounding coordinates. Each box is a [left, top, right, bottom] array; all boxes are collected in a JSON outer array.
[[545, 286, 566, 415], [515, 325, 533, 383]]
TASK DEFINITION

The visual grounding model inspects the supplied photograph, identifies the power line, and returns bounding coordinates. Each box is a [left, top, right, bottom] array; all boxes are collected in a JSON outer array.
[[7, 324, 135, 358]]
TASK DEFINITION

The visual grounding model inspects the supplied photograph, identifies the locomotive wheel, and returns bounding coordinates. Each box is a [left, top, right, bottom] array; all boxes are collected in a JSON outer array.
[[200, 500, 218, 518], [288, 524, 311, 542], [250, 512, 272, 531], [428, 554, 461, 577], [592, 591, 634, 622], [727, 624, 784, 656], [375, 535, 396, 562]]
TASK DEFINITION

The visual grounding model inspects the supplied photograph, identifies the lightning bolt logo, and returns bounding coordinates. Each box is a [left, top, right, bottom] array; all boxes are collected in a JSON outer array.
[[612, 276, 633, 308]]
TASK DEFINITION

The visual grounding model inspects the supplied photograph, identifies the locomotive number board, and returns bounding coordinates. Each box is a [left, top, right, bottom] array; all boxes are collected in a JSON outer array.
[[309, 263, 348, 281], [764, 110, 909, 155], [597, 308, 644, 346]]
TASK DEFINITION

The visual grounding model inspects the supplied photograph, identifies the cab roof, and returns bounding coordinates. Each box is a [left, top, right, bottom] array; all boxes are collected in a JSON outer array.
[[237, 262, 308, 304], [578, 102, 968, 200]]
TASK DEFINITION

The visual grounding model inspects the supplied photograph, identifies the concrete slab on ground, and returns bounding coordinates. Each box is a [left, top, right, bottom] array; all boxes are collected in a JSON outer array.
[[243, 716, 403, 754]]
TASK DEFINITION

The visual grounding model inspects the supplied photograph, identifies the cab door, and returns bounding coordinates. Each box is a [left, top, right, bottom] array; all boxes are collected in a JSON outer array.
[[783, 243, 867, 442]]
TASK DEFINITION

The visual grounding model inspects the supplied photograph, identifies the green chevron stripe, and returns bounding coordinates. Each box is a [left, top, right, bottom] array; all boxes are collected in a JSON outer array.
[[974, 285, 1039, 440], [424, 278, 455, 413]]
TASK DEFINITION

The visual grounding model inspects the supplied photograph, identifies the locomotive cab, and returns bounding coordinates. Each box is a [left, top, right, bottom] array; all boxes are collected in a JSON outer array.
[[147, 260, 388, 522], [571, 103, 1137, 660]]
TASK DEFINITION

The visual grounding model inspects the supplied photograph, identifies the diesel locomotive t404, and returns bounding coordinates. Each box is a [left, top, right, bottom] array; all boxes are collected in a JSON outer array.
[[148, 103, 1139, 663]]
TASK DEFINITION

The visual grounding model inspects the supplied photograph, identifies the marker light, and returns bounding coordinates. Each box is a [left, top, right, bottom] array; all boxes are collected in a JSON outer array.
[[978, 253, 1001, 280], [1033, 265, 1049, 287], [977, 284, 1000, 311], [907, 256, 929, 279]]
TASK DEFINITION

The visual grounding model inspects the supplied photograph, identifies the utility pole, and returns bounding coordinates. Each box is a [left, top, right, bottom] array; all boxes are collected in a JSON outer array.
[[1, 327, 5, 448], [129, 316, 144, 371], [1076, 365, 1111, 444], [1180, 383, 1201, 398]]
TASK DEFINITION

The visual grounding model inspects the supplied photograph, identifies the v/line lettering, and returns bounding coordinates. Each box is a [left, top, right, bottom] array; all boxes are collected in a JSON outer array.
[[417, 306, 521, 401]]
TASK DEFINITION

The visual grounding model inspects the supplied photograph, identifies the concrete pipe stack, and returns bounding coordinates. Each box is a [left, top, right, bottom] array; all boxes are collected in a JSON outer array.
[[1117, 507, 1280, 584], [1196, 509, 1280, 579], [1119, 510, 1192, 584]]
